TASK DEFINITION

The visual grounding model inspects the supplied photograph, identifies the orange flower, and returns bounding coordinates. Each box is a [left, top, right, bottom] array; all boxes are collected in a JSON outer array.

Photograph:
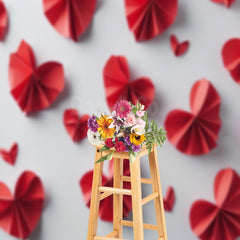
[[97, 115, 115, 139]]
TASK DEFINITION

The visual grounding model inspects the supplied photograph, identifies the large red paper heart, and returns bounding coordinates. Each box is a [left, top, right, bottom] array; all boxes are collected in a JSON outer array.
[[0, 0, 8, 40], [211, 0, 235, 7], [170, 34, 189, 57], [124, 0, 178, 41], [164, 79, 221, 155], [63, 108, 90, 142], [43, 0, 96, 41], [9, 40, 65, 113], [0, 142, 18, 165], [80, 159, 132, 222], [222, 38, 240, 84], [0, 171, 45, 239], [103, 55, 155, 109], [190, 168, 240, 240], [163, 186, 175, 212]]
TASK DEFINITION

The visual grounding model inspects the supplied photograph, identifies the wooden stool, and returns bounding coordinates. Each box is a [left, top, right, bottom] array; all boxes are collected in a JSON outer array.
[[87, 144, 168, 240]]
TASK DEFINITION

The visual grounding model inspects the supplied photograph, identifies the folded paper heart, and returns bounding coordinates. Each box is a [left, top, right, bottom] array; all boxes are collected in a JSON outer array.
[[222, 38, 240, 84], [63, 108, 89, 142], [170, 34, 189, 57], [43, 0, 96, 41], [163, 186, 175, 212], [0, 0, 8, 40], [190, 168, 240, 240], [211, 0, 235, 7], [124, 0, 178, 41], [9, 40, 65, 113], [103, 55, 155, 109], [80, 159, 132, 222], [164, 79, 221, 155], [0, 142, 18, 165], [0, 171, 45, 239]]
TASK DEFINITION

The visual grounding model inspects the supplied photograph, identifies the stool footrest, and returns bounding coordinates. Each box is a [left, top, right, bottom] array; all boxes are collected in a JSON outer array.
[[99, 186, 132, 195], [120, 176, 152, 184], [120, 220, 159, 231], [94, 236, 126, 240], [142, 192, 159, 205]]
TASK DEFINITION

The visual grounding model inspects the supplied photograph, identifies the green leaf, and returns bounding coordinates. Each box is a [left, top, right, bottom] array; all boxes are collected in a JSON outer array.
[[129, 151, 138, 163], [98, 145, 110, 152], [95, 152, 113, 164]]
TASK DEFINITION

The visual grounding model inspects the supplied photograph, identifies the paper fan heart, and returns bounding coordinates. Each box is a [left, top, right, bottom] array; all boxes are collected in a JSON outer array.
[[9, 40, 65, 113], [170, 34, 189, 57], [211, 0, 235, 7], [103, 55, 155, 109], [43, 0, 96, 41], [190, 168, 240, 240], [0, 171, 45, 239], [222, 38, 240, 84], [124, 0, 178, 41], [163, 186, 175, 212], [80, 159, 132, 222], [0, 143, 18, 165], [0, 0, 8, 40], [63, 108, 90, 142], [164, 79, 221, 155]]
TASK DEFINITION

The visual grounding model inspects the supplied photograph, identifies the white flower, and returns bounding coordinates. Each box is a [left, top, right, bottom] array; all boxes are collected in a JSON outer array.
[[131, 125, 145, 135], [87, 129, 102, 146]]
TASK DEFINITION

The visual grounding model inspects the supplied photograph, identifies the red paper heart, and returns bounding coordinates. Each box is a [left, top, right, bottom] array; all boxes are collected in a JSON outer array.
[[63, 108, 90, 142], [103, 55, 155, 109], [80, 159, 132, 222], [43, 0, 96, 41], [222, 38, 240, 84], [0, 143, 18, 165], [0, 171, 45, 239], [124, 0, 178, 41], [190, 168, 240, 240], [9, 40, 65, 113], [163, 186, 175, 212], [0, 0, 8, 40], [211, 0, 235, 7], [164, 79, 221, 155], [170, 34, 189, 57]]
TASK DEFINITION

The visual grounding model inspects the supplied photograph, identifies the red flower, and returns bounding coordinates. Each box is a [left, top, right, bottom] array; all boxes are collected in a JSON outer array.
[[190, 168, 240, 240], [105, 138, 114, 148], [80, 159, 132, 222], [115, 141, 125, 152]]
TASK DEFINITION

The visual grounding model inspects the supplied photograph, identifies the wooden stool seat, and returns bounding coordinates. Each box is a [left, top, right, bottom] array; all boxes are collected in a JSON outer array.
[[87, 145, 168, 240]]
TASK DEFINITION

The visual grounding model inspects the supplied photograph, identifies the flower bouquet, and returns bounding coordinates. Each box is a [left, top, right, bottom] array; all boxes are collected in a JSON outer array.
[[87, 100, 166, 163]]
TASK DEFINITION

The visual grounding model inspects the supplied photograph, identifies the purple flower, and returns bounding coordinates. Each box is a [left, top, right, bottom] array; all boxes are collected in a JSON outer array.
[[88, 115, 98, 132], [125, 135, 131, 146], [132, 144, 141, 152]]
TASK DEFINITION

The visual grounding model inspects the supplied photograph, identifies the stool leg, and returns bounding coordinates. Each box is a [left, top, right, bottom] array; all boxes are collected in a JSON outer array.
[[130, 156, 144, 240], [87, 150, 104, 240], [149, 147, 168, 240], [113, 158, 123, 238]]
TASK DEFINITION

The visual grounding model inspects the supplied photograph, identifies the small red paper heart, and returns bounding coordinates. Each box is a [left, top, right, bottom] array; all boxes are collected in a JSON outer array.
[[9, 40, 65, 113], [124, 0, 178, 41], [0, 143, 18, 165], [163, 186, 175, 212], [222, 38, 240, 84], [170, 34, 189, 57], [0, 0, 8, 40], [211, 0, 235, 7], [103, 55, 155, 109], [164, 79, 221, 155], [43, 0, 96, 41], [190, 168, 240, 240], [0, 171, 45, 239], [63, 108, 90, 142]]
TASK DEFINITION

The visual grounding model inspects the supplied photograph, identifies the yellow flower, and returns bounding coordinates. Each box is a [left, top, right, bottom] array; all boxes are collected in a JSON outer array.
[[129, 133, 146, 146], [97, 115, 115, 139]]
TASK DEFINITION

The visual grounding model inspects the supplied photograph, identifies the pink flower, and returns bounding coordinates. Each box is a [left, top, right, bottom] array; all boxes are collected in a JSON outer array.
[[113, 100, 131, 118], [136, 110, 145, 117], [125, 113, 137, 126], [137, 118, 146, 127]]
